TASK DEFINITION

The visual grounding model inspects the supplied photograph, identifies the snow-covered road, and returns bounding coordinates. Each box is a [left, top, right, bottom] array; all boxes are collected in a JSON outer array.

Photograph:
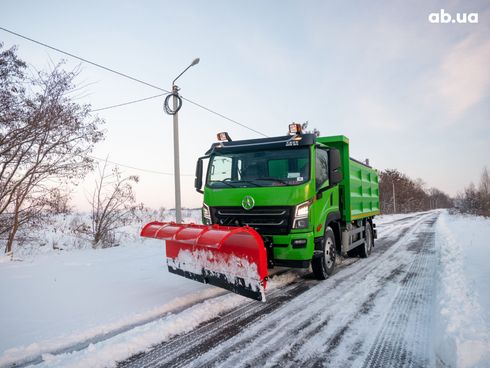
[[2, 210, 489, 368], [118, 211, 441, 368]]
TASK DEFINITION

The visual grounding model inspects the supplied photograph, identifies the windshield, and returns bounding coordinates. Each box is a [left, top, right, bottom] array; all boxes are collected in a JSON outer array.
[[207, 148, 310, 188]]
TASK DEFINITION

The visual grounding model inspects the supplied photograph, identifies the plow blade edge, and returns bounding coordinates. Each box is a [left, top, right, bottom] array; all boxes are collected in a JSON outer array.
[[141, 222, 268, 302]]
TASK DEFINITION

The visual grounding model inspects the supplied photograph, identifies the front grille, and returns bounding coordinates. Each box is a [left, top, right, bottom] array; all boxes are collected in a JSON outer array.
[[211, 206, 293, 235]]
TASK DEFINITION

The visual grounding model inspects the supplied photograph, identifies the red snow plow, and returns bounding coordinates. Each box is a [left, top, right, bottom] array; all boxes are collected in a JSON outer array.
[[141, 222, 269, 301]]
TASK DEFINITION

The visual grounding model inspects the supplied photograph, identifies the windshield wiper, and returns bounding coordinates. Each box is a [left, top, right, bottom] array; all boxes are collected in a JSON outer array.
[[249, 177, 290, 185], [212, 179, 260, 188], [231, 179, 261, 187], [211, 180, 237, 188]]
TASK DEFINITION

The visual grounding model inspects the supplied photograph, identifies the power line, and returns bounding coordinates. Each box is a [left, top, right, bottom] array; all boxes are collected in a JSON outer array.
[[0, 26, 269, 137], [90, 93, 167, 112], [181, 96, 268, 137], [88, 155, 194, 176], [0, 27, 170, 93]]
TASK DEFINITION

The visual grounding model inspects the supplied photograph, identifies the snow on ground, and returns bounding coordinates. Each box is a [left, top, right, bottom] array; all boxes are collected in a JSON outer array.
[[1, 210, 489, 367], [34, 272, 300, 368], [0, 211, 411, 367], [375, 210, 432, 226], [0, 208, 298, 367], [0, 238, 220, 366], [0, 209, 206, 366], [9, 208, 202, 259], [435, 211, 490, 368]]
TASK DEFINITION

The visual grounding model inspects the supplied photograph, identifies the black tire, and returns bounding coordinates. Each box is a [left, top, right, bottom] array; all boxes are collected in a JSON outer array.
[[312, 226, 336, 280], [358, 222, 373, 258]]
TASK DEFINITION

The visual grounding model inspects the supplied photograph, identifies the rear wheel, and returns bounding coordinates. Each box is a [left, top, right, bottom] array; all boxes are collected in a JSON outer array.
[[312, 227, 336, 279], [358, 222, 373, 258]]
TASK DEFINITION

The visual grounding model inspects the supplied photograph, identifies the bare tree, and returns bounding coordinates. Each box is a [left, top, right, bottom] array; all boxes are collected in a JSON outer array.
[[458, 167, 490, 216], [458, 182, 479, 214], [90, 160, 141, 248], [479, 167, 490, 215], [0, 43, 104, 253], [44, 187, 73, 215]]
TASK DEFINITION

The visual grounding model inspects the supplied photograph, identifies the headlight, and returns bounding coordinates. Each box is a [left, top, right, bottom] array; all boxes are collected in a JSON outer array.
[[293, 200, 311, 229], [202, 203, 211, 224], [295, 201, 310, 218]]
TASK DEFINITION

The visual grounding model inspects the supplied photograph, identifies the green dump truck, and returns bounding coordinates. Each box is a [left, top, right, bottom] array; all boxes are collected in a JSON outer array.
[[142, 123, 380, 301], [196, 123, 379, 275]]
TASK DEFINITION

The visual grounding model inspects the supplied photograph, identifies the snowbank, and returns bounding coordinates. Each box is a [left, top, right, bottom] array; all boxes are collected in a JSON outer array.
[[435, 211, 490, 368]]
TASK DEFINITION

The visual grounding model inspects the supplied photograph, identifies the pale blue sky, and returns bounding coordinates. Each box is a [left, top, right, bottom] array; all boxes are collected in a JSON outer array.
[[2, 0, 489, 209]]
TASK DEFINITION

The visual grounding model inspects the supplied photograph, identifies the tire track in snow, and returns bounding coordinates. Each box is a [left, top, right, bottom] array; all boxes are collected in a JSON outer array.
[[250, 266, 407, 368], [118, 212, 437, 368], [290, 265, 409, 368], [119, 281, 313, 368], [279, 214, 438, 368], [361, 222, 438, 368], [198, 213, 438, 368], [325, 215, 439, 368]]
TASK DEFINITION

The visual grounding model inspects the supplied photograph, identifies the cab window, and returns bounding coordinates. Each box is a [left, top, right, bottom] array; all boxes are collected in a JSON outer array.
[[316, 148, 329, 190]]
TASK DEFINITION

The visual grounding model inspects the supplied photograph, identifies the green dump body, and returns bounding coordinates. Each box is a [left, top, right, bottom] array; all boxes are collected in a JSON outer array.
[[316, 135, 380, 222]]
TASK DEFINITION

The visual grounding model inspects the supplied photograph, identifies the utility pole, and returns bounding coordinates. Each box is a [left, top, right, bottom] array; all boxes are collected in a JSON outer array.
[[172, 84, 182, 223], [392, 180, 396, 214], [166, 58, 200, 223]]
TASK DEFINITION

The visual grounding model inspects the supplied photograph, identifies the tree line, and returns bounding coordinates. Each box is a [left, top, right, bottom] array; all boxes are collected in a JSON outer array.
[[378, 169, 453, 214]]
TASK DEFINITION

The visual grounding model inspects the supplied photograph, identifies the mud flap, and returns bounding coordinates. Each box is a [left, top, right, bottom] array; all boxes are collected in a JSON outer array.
[[141, 222, 268, 302]]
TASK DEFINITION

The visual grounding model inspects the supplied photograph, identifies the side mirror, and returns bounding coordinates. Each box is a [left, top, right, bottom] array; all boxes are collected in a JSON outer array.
[[329, 149, 343, 186], [195, 158, 204, 194]]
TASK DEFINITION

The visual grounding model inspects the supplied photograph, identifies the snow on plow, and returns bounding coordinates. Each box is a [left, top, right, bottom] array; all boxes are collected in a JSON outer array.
[[141, 222, 269, 301]]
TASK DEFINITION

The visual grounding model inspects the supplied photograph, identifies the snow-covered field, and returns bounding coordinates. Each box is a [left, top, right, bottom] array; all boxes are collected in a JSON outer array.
[[0, 210, 489, 367]]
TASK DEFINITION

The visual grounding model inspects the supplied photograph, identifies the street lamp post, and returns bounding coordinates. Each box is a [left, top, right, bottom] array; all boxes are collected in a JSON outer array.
[[169, 58, 200, 223], [172, 85, 182, 223]]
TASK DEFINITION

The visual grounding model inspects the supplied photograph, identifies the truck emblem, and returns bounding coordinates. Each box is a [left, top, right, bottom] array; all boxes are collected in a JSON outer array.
[[242, 196, 255, 210]]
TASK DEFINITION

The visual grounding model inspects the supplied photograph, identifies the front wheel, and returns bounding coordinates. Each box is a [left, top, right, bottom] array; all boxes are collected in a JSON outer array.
[[312, 227, 336, 280]]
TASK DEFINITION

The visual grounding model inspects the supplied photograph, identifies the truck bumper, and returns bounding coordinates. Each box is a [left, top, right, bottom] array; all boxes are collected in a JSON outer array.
[[269, 231, 315, 268]]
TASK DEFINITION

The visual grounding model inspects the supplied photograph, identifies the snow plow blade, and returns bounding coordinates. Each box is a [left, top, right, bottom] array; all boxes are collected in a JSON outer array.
[[141, 222, 268, 302]]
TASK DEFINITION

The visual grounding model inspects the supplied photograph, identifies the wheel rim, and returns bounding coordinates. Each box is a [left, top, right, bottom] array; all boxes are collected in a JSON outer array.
[[324, 237, 334, 269]]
